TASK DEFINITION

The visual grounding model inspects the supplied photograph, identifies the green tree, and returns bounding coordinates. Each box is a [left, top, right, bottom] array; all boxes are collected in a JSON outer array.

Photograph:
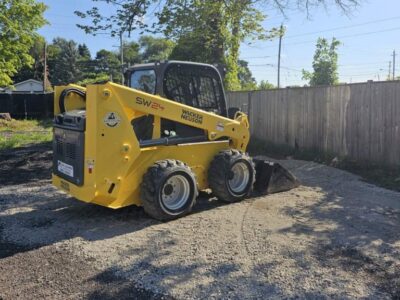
[[47, 42, 61, 83], [94, 49, 121, 82], [258, 80, 275, 90], [224, 1, 274, 90], [158, 0, 275, 91], [0, 0, 47, 86], [74, 0, 153, 37], [76, 43, 108, 85], [12, 36, 46, 83], [75, 0, 272, 90], [75, 0, 360, 90], [76, 73, 110, 86], [159, 1, 227, 65], [169, 33, 209, 62], [238, 60, 257, 90], [78, 44, 91, 60], [48, 38, 82, 85], [139, 36, 175, 62], [302, 37, 341, 86], [124, 41, 141, 67]]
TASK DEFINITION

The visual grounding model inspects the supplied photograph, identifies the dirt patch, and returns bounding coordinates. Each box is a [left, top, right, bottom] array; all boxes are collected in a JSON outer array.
[[0, 147, 399, 299], [0, 143, 52, 185]]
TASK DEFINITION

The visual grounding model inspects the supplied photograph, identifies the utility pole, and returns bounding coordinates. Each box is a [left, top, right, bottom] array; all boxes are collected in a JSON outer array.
[[388, 61, 392, 80], [277, 23, 284, 88], [43, 42, 47, 92], [120, 31, 124, 85], [394, 54, 396, 79]]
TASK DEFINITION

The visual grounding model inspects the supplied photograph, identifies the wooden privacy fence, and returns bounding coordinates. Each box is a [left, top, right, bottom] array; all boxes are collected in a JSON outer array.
[[0, 92, 54, 119], [227, 80, 400, 166]]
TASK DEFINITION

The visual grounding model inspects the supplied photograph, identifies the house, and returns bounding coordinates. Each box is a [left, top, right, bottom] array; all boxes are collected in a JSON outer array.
[[3, 79, 44, 93]]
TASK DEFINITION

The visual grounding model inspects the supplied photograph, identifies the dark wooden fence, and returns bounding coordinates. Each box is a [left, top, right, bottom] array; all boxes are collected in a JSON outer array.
[[227, 80, 400, 166], [0, 93, 53, 119]]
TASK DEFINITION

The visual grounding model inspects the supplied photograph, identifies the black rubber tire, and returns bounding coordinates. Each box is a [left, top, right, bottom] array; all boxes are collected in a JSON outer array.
[[140, 159, 198, 221], [208, 149, 255, 203]]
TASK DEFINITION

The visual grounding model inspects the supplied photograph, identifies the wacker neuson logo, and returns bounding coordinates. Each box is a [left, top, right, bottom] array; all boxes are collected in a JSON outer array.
[[181, 109, 203, 124]]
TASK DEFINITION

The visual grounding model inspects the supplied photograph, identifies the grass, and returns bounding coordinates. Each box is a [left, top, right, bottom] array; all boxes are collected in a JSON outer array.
[[0, 119, 52, 151], [0, 119, 52, 132], [249, 137, 400, 192]]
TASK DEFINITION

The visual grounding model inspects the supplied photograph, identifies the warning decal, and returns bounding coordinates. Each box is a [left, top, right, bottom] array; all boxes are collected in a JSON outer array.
[[103, 112, 121, 127]]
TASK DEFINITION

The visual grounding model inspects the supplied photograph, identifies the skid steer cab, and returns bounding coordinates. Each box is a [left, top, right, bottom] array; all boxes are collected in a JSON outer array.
[[52, 61, 299, 221]]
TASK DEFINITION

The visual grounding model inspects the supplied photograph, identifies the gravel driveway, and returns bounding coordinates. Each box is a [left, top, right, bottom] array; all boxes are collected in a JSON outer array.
[[0, 144, 399, 299]]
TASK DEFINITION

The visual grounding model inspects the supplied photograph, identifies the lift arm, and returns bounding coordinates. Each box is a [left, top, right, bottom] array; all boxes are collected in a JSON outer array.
[[82, 82, 250, 151]]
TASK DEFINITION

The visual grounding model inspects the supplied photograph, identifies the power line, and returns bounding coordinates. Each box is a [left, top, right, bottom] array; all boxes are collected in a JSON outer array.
[[281, 66, 303, 72], [331, 26, 400, 39], [338, 67, 388, 72], [250, 62, 389, 77], [248, 64, 275, 67], [254, 26, 400, 49], [241, 55, 271, 59], [337, 61, 388, 67], [248, 63, 303, 73], [285, 27, 400, 47], [285, 16, 400, 39], [340, 73, 380, 77], [339, 45, 395, 55]]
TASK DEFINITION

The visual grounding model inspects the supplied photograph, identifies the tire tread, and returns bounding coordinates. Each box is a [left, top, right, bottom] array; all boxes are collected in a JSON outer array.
[[140, 159, 198, 221], [208, 150, 255, 202]]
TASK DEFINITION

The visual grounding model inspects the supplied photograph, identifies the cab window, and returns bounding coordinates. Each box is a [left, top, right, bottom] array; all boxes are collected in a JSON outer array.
[[130, 69, 156, 94], [163, 64, 225, 115]]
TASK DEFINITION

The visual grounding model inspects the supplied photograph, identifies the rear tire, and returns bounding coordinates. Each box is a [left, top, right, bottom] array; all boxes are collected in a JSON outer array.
[[140, 159, 198, 221], [208, 150, 255, 203]]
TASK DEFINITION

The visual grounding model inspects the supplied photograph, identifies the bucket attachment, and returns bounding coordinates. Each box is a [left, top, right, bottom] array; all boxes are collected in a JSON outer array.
[[253, 158, 300, 195]]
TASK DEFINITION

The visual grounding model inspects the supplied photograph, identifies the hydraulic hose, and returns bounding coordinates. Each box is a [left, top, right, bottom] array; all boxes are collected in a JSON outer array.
[[59, 88, 86, 113]]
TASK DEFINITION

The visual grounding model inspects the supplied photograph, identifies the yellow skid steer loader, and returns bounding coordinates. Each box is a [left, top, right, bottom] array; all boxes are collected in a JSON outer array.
[[52, 61, 298, 220]]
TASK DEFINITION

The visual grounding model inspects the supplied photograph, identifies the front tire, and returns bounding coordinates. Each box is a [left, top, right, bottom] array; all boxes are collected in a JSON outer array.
[[208, 150, 255, 203], [140, 159, 198, 221]]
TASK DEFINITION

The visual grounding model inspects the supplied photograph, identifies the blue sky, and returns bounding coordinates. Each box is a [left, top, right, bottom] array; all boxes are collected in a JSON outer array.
[[38, 0, 399, 86]]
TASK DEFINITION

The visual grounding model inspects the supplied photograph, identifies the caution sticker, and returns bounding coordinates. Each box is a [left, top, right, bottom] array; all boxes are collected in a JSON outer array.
[[104, 112, 121, 127]]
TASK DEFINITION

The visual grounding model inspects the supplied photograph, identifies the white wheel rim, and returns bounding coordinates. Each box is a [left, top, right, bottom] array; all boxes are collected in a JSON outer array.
[[161, 175, 190, 211], [228, 162, 250, 194]]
